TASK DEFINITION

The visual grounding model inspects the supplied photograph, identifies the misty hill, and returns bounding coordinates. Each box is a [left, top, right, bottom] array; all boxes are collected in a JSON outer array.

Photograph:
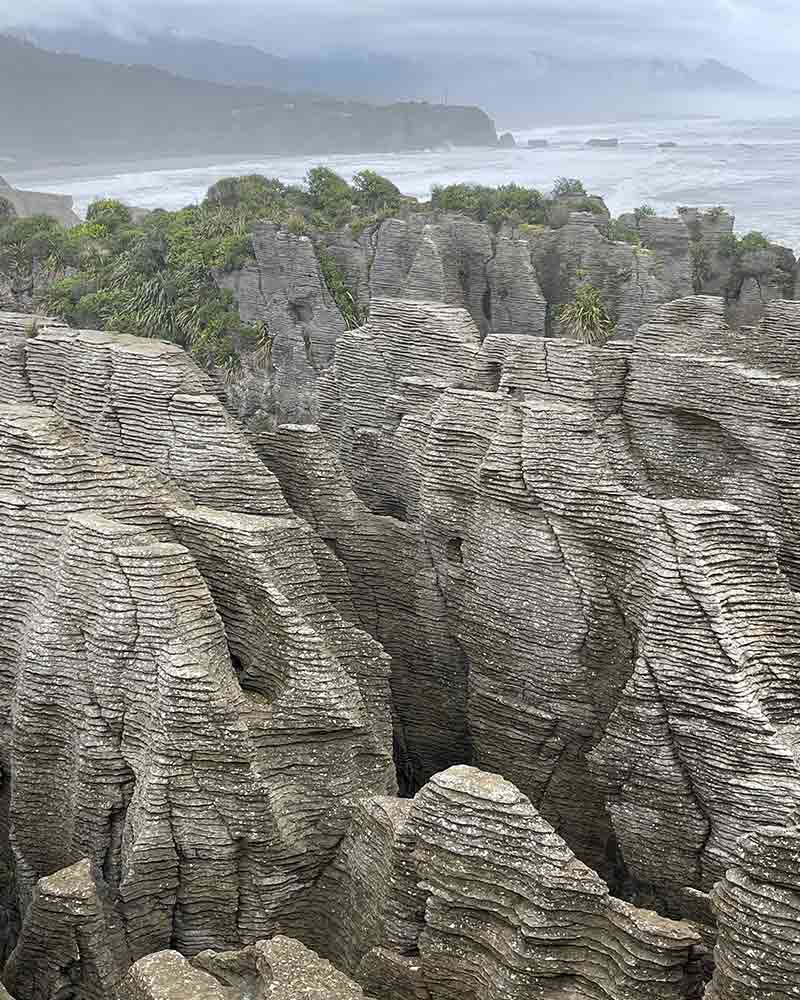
[[20, 26, 300, 91], [0, 35, 497, 168], [19, 27, 764, 122]]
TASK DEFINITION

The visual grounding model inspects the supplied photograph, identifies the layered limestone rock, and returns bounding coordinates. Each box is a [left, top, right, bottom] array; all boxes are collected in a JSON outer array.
[[300, 766, 703, 1000], [254, 422, 469, 790], [217, 221, 347, 426], [5, 860, 129, 1000], [118, 936, 373, 1000], [706, 824, 800, 1000], [0, 317, 395, 969], [315, 293, 800, 920], [220, 207, 719, 425], [677, 206, 796, 325], [531, 211, 691, 338], [5, 289, 800, 998]]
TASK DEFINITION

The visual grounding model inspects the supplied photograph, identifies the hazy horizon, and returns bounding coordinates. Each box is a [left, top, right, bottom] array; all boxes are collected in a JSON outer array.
[[1, 0, 798, 88]]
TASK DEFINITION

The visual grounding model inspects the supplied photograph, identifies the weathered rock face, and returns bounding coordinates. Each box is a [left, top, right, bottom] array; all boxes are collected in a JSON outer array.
[[677, 206, 796, 325], [302, 767, 704, 1000], [217, 222, 347, 427], [224, 202, 800, 430], [532, 211, 689, 338], [5, 281, 800, 1000], [118, 936, 374, 1000], [706, 823, 800, 1000], [0, 316, 395, 973], [5, 860, 129, 1000], [221, 208, 700, 426], [312, 293, 800, 924]]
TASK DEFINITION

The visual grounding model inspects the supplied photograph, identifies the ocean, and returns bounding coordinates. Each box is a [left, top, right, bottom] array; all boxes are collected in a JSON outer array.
[[7, 114, 800, 248]]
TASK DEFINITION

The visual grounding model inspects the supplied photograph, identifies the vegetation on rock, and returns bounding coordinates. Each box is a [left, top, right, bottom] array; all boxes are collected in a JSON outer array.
[[718, 230, 771, 258], [689, 240, 713, 292], [607, 219, 640, 245], [2, 167, 613, 366], [552, 177, 587, 198], [315, 246, 366, 330], [431, 182, 548, 229], [633, 204, 656, 223], [559, 283, 615, 345]]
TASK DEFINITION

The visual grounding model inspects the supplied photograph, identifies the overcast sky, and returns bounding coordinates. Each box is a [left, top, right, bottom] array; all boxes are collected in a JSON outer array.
[[1, 0, 797, 85]]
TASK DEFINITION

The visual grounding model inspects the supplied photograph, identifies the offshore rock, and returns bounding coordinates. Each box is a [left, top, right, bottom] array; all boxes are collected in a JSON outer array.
[[0, 317, 394, 964]]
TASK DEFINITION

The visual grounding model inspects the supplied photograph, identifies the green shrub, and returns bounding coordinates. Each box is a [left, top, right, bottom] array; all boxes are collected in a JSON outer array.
[[316, 245, 365, 330], [305, 167, 353, 227], [719, 230, 771, 258], [608, 219, 640, 245], [352, 170, 403, 215], [552, 177, 587, 198], [689, 240, 712, 291], [430, 182, 546, 228], [559, 283, 614, 345], [633, 204, 656, 223], [86, 198, 132, 232]]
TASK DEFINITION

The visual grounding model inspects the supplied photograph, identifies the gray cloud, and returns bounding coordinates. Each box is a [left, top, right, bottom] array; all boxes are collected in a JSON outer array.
[[1, 0, 798, 84]]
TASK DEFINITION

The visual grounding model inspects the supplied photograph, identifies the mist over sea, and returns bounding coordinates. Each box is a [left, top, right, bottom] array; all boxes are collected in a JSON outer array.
[[9, 114, 800, 247]]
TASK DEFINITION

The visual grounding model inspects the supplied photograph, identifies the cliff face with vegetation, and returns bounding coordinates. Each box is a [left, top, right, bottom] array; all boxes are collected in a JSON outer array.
[[0, 35, 497, 166]]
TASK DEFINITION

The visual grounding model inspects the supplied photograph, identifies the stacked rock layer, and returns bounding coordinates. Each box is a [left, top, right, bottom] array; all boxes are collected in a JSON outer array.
[[1, 288, 799, 1000]]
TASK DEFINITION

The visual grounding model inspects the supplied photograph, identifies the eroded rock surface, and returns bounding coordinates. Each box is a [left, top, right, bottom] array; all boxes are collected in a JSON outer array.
[[313, 294, 800, 917], [118, 936, 374, 1000], [304, 766, 704, 1000], [3, 285, 800, 999], [222, 208, 709, 425], [0, 317, 394, 973]]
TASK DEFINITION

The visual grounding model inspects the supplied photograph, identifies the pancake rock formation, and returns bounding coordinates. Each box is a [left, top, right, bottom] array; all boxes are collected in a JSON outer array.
[[221, 204, 797, 429], [1, 281, 800, 1000]]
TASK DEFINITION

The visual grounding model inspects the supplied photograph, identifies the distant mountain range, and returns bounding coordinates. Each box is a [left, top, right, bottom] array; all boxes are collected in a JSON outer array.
[[0, 35, 497, 168], [18, 27, 764, 123]]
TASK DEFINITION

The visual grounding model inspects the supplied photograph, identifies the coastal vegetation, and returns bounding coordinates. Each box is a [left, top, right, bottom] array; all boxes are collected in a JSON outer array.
[[2, 169, 611, 369], [558, 282, 615, 344]]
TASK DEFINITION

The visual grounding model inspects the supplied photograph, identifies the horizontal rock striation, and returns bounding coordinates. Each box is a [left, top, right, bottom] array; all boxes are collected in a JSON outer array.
[[0, 317, 395, 976], [216, 204, 799, 428], [222, 207, 711, 426], [298, 766, 703, 1000], [5, 860, 129, 1000], [314, 293, 800, 923], [4, 284, 800, 998], [706, 823, 800, 1000]]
